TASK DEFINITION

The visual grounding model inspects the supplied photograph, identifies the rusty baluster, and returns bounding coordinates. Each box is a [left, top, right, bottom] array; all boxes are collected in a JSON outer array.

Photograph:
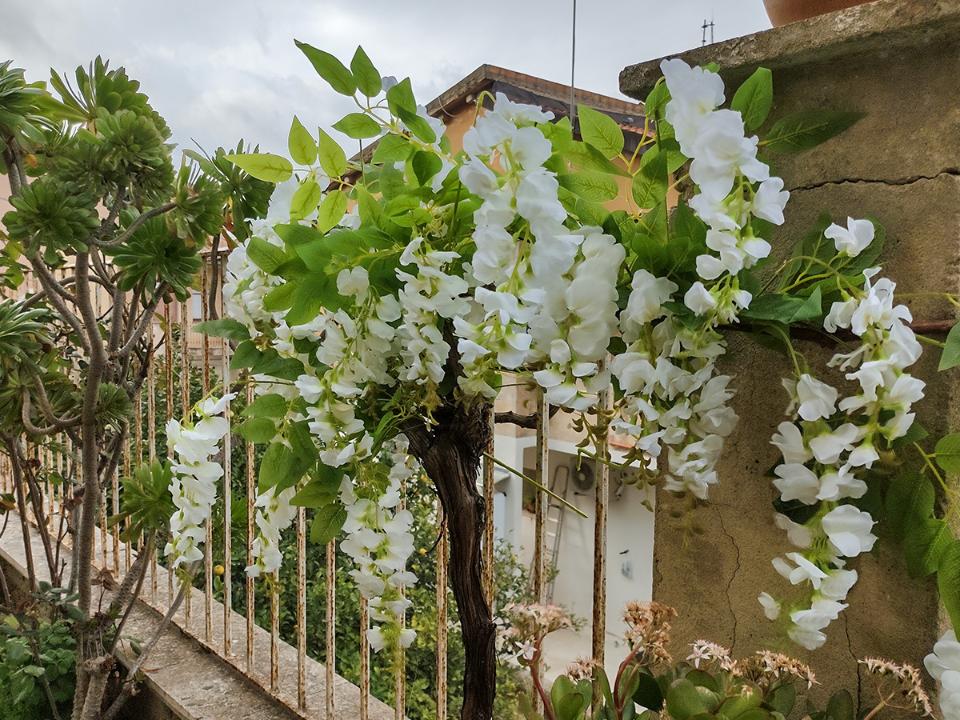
[[325, 540, 336, 720], [148, 316, 158, 597], [271, 576, 280, 693], [435, 508, 448, 720], [122, 430, 132, 572], [111, 462, 120, 574], [297, 506, 307, 711], [46, 444, 54, 527], [482, 406, 495, 610], [360, 596, 370, 720], [221, 319, 233, 656], [200, 266, 214, 644], [181, 299, 192, 626], [592, 381, 611, 669], [164, 305, 175, 604], [395, 478, 407, 720], [533, 390, 549, 602], [245, 380, 256, 674]]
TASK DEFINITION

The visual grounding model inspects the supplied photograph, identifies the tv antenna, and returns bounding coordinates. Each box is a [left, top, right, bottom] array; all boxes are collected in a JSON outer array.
[[569, 0, 578, 125], [701, 16, 715, 46]]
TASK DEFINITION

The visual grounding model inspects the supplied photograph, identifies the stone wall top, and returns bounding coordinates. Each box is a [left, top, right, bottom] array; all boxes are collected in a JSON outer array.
[[619, 0, 960, 98]]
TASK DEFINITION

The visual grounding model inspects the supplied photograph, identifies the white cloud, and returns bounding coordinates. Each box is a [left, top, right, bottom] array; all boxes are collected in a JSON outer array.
[[2, 0, 770, 155]]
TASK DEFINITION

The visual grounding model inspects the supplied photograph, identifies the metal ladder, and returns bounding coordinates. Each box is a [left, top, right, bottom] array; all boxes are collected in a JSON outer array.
[[543, 464, 570, 603]]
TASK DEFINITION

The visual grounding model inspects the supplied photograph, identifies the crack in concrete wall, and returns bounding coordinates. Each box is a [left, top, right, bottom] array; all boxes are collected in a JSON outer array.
[[790, 168, 960, 194], [714, 505, 742, 653]]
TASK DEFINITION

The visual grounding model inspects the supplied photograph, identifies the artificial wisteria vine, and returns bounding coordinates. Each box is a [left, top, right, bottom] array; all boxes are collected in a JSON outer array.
[[760, 227, 925, 649]]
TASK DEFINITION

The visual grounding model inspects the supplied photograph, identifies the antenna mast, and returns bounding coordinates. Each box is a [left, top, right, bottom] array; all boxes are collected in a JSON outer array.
[[569, 0, 577, 125], [701, 15, 716, 46]]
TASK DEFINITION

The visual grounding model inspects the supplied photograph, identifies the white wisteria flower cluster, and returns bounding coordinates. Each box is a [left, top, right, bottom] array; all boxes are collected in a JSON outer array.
[[246, 484, 298, 578], [164, 394, 234, 570], [760, 227, 924, 650], [926, 629, 960, 720], [340, 438, 419, 654], [452, 93, 627, 410], [609, 58, 788, 499]]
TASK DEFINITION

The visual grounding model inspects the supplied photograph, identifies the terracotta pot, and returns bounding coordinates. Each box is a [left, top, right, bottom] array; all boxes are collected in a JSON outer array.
[[763, 0, 873, 26]]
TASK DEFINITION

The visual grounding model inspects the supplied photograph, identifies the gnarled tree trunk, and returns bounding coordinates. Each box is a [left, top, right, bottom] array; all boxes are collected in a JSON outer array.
[[406, 399, 495, 720]]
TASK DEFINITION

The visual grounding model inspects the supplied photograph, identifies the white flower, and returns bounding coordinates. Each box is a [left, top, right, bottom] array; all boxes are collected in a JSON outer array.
[[684, 282, 717, 315], [821, 505, 876, 557], [621, 270, 677, 338], [809, 423, 860, 464], [820, 568, 858, 601], [771, 421, 812, 464], [825, 217, 874, 258], [660, 58, 725, 154], [795, 374, 838, 422], [774, 513, 812, 548], [758, 592, 781, 620], [337, 267, 369, 298], [752, 177, 790, 225], [773, 463, 821, 505], [773, 552, 827, 588], [927, 632, 960, 720]]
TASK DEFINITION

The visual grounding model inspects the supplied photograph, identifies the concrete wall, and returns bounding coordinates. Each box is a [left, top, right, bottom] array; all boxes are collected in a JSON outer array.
[[619, 0, 960, 707]]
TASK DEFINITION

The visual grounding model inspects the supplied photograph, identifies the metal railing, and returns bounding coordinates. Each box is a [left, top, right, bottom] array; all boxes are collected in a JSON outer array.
[[0, 253, 618, 719]]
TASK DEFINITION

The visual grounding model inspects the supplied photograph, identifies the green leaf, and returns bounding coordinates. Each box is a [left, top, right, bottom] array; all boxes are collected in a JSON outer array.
[[243, 393, 288, 419], [397, 106, 436, 144], [633, 671, 664, 711], [939, 322, 960, 371], [225, 153, 293, 183], [559, 171, 619, 203], [825, 690, 854, 720], [310, 503, 347, 543], [766, 684, 796, 717], [938, 541, 960, 631], [412, 150, 442, 186], [886, 472, 935, 540], [288, 116, 317, 165], [230, 340, 261, 369], [386, 77, 417, 116], [632, 151, 668, 209], [551, 675, 591, 720], [935, 433, 960, 474], [289, 178, 321, 221], [577, 104, 624, 159], [246, 237, 287, 274], [666, 679, 714, 720], [263, 283, 296, 313], [333, 113, 381, 139], [372, 134, 414, 164], [259, 441, 295, 490], [317, 129, 348, 178], [742, 287, 822, 324], [645, 80, 669, 119], [193, 318, 250, 340], [294, 41, 356, 96], [350, 46, 382, 97], [904, 518, 952, 576], [291, 471, 343, 508], [731, 67, 774, 132], [237, 417, 277, 444], [763, 111, 863, 154], [316, 190, 349, 233]]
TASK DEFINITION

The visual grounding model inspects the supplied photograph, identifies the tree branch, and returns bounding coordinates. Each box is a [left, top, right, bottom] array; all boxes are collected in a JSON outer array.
[[94, 201, 177, 248]]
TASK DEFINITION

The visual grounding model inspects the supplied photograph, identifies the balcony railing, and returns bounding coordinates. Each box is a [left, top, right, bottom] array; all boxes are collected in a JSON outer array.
[[2, 253, 620, 719]]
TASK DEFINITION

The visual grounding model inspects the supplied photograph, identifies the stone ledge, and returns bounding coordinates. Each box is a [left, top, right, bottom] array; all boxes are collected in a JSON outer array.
[[619, 0, 960, 97], [0, 514, 392, 720]]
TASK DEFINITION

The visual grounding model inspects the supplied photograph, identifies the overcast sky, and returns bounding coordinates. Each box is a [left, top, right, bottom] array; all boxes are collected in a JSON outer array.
[[2, 1, 771, 156]]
